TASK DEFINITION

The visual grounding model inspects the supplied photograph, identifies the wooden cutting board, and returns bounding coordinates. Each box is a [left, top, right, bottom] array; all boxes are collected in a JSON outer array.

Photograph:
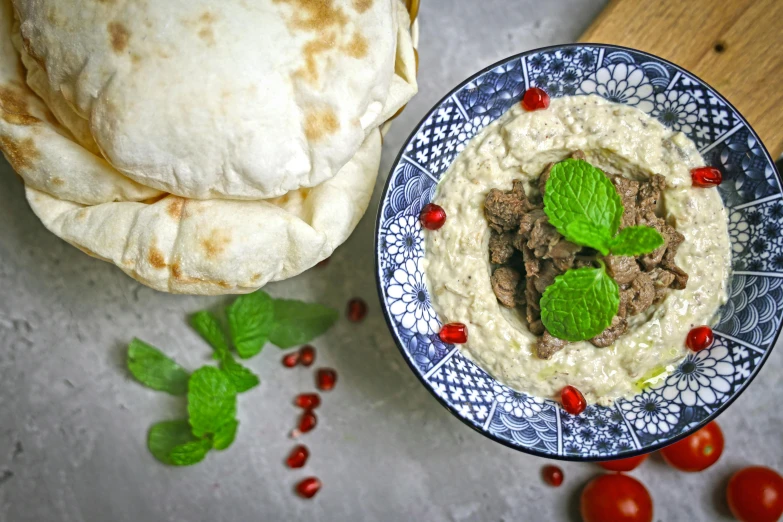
[[580, 0, 783, 158]]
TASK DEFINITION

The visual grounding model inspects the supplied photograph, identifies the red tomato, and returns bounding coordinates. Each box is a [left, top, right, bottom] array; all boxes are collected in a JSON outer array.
[[660, 421, 724, 472], [581, 473, 653, 522], [727, 466, 783, 522], [598, 454, 649, 472]]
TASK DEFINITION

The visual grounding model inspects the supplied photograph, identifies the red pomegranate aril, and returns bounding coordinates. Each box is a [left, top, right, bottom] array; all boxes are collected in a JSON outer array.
[[420, 203, 447, 230], [542, 465, 564, 487], [347, 298, 368, 322], [316, 368, 337, 391], [296, 477, 321, 499], [686, 325, 714, 352], [299, 345, 316, 366], [291, 410, 317, 438], [316, 257, 330, 268], [282, 352, 300, 368], [286, 445, 309, 469], [561, 385, 587, 415], [521, 87, 550, 111], [691, 166, 722, 187], [295, 393, 321, 410], [439, 322, 468, 344]]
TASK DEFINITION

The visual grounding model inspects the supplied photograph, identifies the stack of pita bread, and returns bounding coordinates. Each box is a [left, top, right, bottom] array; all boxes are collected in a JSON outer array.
[[0, 0, 419, 294]]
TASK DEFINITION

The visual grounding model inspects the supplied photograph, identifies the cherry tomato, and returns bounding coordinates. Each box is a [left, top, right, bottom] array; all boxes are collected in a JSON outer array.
[[598, 454, 649, 472], [660, 421, 724, 472], [727, 466, 783, 522], [581, 473, 653, 522]]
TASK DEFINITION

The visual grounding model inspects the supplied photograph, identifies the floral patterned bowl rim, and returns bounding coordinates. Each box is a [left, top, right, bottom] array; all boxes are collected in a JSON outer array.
[[374, 44, 782, 460]]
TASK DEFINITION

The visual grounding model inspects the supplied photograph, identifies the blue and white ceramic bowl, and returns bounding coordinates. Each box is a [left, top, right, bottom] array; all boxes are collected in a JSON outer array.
[[374, 44, 782, 460]]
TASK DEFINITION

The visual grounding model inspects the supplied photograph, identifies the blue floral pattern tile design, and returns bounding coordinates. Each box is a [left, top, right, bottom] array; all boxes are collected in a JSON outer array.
[[376, 44, 781, 460], [717, 275, 783, 348]]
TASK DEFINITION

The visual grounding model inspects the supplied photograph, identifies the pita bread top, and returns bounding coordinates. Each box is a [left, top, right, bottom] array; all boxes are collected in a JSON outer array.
[[13, 0, 400, 199]]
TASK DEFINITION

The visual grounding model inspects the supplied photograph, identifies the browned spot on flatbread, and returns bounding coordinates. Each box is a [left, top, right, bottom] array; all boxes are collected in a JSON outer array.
[[51, 177, 64, 186], [406, 0, 419, 23], [20, 35, 46, 71], [171, 261, 183, 279], [304, 108, 339, 141], [148, 246, 166, 269], [198, 27, 215, 46], [0, 86, 39, 126], [166, 197, 185, 220], [76, 208, 89, 221], [216, 280, 230, 288], [201, 229, 231, 259], [0, 135, 38, 171], [131, 53, 142, 65], [273, 0, 349, 85], [251, 273, 263, 282], [343, 32, 368, 59], [108, 22, 130, 53], [352, 0, 372, 13]]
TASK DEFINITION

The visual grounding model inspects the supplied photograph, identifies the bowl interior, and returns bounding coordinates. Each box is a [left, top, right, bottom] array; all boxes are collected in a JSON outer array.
[[376, 44, 782, 460]]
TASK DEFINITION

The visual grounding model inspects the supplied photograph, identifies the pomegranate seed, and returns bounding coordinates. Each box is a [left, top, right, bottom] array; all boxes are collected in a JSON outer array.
[[291, 410, 317, 437], [316, 257, 330, 267], [521, 87, 550, 111], [299, 345, 316, 366], [686, 325, 714, 351], [561, 385, 587, 415], [420, 203, 447, 230], [691, 166, 722, 187], [282, 352, 299, 368], [316, 368, 337, 391], [286, 445, 309, 468], [295, 477, 321, 499], [347, 298, 368, 322], [439, 322, 468, 344], [295, 393, 321, 409], [542, 465, 564, 487]]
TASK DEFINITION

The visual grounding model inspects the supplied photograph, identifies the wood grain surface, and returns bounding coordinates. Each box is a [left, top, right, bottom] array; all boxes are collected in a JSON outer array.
[[580, 0, 783, 158]]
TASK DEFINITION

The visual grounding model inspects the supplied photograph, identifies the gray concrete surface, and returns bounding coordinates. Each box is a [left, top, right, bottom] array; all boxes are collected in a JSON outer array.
[[1, 1, 782, 521]]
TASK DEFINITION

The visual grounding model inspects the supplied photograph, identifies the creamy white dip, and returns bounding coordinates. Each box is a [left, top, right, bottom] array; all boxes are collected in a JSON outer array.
[[423, 95, 731, 405]]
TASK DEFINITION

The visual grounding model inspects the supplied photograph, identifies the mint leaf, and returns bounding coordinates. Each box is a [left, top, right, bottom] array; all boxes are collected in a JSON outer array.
[[169, 439, 211, 466], [187, 367, 237, 438], [609, 226, 665, 256], [148, 419, 202, 465], [540, 265, 620, 342], [212, 419, 239, 450], [220, 355, 260, 393], [544, 159, 624, 237], [269, 299, 339, 349], [227, 291, 274, 359], [127, 339, 189, 395], [190, 311, 229, 359], [564, 218, 612, 255]]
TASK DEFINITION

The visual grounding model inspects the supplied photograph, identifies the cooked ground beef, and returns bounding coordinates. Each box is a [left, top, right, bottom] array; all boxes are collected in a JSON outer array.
[[484, 151, 691, 358]]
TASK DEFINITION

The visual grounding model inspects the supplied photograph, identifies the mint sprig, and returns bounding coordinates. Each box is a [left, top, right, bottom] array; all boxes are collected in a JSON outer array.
[[127, 339, 190, 395], [544, 159, 663, 256], [127, 293, 340, 466], [540, 264, 620, 341], [540, 158, 666, 342]]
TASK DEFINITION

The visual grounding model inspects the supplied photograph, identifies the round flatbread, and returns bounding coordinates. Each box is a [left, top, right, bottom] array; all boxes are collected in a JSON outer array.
[[11, 0, 409, 200]]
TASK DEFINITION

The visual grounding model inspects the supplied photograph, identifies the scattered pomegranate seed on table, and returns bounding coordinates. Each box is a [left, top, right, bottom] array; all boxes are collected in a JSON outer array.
[[521, 87, 550, 111], [316, 368, 337, 391], [690, 166, 722, 187], [316, 257, 330, 267], [419, 203, 447, 230], [282, 352, 300, 368], [561, 385, 587, 415], [299, 345, 316, 366], [296, 477, 322, 499], [542, 465, 564, 487], [295, 393, 321, 410], [439, 322, 468, 344], [286, 445, 309, 469], [347, 298, 368, 322], [686, 326, 714, 352], [291, 410, 317, 437]]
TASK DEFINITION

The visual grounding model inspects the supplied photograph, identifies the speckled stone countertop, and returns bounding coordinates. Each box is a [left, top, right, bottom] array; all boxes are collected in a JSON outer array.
[[1, 1, 781, 520]]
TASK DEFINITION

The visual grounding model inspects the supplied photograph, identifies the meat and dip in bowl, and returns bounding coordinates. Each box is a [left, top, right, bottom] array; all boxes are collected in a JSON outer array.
[[376, 45, 781, 459]]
